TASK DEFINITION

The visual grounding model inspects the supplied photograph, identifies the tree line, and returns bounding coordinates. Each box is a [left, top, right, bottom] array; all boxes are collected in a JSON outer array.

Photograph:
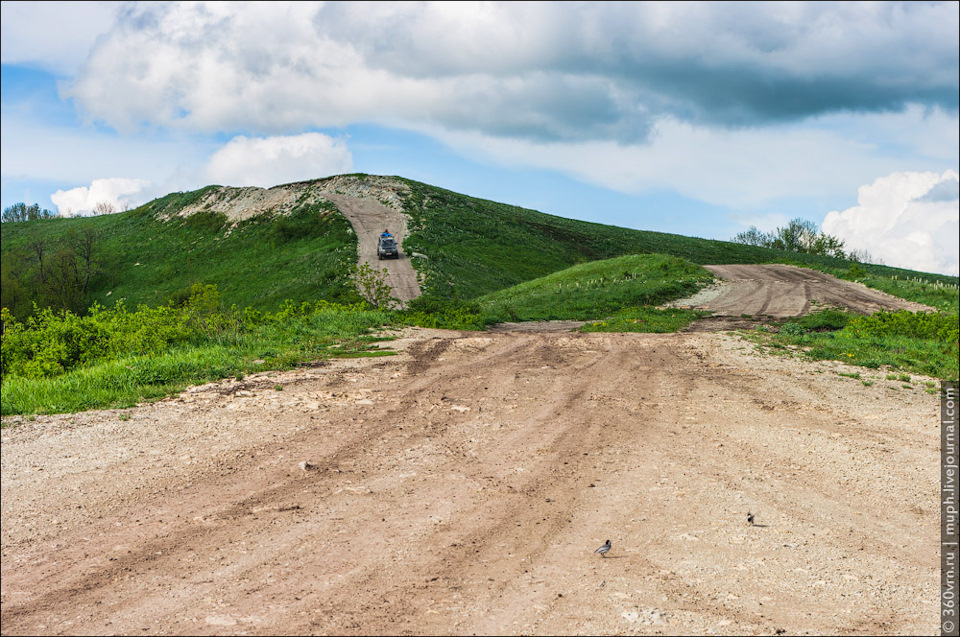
[[1, 202, 58, 223], [731, 217, 880, 264], [1, 201, 129, 321], [2, 203, 105, 321]]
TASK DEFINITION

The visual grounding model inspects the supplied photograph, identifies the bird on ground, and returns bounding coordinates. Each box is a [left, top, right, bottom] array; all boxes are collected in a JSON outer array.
[[747, 512, 755, 526], [594, 539, 612, 557]]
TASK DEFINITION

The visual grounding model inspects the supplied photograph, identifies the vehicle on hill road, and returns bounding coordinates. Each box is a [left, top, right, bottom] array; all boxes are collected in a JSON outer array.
[[378, 234, 399, 260]]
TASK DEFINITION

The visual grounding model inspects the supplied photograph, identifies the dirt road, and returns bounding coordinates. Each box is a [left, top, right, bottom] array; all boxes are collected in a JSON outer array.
[[324, 193, 421, 306], [1, 327, 940, 635], [670, 264, 933, 318]]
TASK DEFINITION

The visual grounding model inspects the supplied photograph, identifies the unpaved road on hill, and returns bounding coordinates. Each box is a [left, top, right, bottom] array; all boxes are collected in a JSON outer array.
[[1, 325, 941, 635], [670, 264, 933, 319], [324, 193, 421, 306]]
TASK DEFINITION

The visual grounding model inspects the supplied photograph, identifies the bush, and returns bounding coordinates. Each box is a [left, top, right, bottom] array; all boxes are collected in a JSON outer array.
[[846, 310, 958, 342], [798, 309, 850, 332], [780, 322, 806, 336], [398, 295, 485, 330], [183, 211, 227, 233]]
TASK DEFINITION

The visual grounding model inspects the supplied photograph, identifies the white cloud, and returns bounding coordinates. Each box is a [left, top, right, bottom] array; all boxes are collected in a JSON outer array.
[[822, 171, 959, 276], [50, 177, 152, 216], [0, 1, 119, 75], [205, 133, 352, 188], [430, 115, 923, 209], [59, 2, 958, 140]]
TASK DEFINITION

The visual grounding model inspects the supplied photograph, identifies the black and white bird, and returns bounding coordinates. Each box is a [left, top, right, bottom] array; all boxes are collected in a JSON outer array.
[[594, 539, 612, 557], [747, 512, 755, 526]]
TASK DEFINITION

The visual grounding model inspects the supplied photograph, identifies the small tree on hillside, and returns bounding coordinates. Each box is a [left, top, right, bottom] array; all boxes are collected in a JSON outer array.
[[732, 218, 846, 259], [351, 263, 399, 310], [93, 201, 117, 216]]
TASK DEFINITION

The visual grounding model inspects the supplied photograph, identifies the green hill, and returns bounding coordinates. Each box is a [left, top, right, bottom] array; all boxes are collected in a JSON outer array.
[[3, 174, 957, 321]]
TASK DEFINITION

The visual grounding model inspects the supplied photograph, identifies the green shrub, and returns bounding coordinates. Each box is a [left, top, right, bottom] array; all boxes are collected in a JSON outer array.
[[798, 309, 850, 332], [397, 295, 485, 330], [780, 322, 806, 336], [183, 211, 227, 233], [846, 310, 958, 342]]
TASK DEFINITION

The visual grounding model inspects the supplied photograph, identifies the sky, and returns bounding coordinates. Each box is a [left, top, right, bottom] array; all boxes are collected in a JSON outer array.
[[1, 1, 958, 276]]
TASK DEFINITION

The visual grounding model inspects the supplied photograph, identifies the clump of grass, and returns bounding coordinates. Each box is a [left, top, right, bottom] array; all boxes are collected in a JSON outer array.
[[580, 307, 707, 333], [751, 309, 958, 381], [394, 296, 486, 330]]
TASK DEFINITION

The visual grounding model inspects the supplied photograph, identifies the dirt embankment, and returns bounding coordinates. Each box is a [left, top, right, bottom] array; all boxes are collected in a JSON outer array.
[[668, 264, 933, 330], [1, 326, 940, 636]]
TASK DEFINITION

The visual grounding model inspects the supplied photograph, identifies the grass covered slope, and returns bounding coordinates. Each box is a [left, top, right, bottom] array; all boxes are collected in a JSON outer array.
[[1, 193, 359, 319], [397, 179, 959, 302], [476, 253, 713, 322], [4, 174, 957, 320]]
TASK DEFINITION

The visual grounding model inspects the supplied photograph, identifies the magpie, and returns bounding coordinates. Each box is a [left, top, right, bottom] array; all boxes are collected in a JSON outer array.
[[747, 512, 755, 526], [594, 539, 612, 557]]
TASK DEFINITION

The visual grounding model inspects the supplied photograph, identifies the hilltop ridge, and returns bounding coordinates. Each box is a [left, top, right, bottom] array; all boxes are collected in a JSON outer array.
[[2, 174, 956, 320], [158, 175, 410, 224]]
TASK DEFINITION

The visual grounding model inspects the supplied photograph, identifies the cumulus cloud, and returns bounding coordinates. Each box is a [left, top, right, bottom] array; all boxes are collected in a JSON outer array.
[[205, 133, 352, 188], [822, 171, 960, 276], [61, 1, 958, 142], [0, 1, 119, 75], [50, 177, 152, 216]]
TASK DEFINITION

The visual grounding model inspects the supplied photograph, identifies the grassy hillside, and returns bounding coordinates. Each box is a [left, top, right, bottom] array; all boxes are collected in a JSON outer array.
[[397, 179, 959, 304], [1, 192, 359, 319], [3, 174, 957, 322], [476, 253, 713, 322]]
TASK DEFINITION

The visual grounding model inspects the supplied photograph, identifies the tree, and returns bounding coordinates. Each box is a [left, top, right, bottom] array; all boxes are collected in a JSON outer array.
[[1, 226, 102, 319], [1, 202, 56, 222], [350, 263, 399, 310], [93, 201, 116, 216], [848, 248, 884, 265], [732, 226, 770, 247], [731, 218, 846, 259], [67, 226, 101, 294]]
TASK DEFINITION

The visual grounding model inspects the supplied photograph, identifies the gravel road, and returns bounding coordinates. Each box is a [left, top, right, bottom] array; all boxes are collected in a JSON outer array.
[[1, 326, 941, 635]]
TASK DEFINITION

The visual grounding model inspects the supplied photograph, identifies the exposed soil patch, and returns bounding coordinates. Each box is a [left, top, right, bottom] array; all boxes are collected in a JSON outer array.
[[669, 264, 933, 320], [1, 327, 940, 636]]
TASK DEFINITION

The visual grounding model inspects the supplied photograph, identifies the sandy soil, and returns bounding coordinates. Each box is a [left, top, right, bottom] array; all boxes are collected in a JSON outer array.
[[669, 264, 933, 319], [1, 324, 942, 636]]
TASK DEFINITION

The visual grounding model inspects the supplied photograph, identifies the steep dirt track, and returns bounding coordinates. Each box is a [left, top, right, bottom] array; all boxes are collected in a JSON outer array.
[[670, 264, 933, 318], [324, 193, 421, 305], [1, 329, 940, 635]]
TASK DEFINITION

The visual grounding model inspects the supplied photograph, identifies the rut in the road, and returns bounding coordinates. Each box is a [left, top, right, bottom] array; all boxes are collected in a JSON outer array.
[[1, 330, 940, 636]]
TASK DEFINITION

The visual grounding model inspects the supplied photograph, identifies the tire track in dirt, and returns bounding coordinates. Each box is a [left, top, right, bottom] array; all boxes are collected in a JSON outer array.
[[1, 330, 940, 635], [671, 264, 934, 319]]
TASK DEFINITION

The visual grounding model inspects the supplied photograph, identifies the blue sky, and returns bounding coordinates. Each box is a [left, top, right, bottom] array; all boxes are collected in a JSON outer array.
[[1, 1, 958, 275]]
